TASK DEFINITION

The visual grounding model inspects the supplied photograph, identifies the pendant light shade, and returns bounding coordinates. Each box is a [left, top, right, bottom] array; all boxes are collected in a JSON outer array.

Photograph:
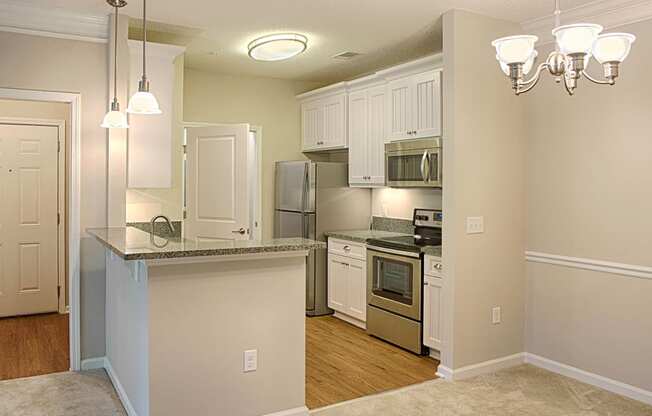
[[102, 0, 129, 129], [101, 108, 129, 129], [127, 0, 162, 115]]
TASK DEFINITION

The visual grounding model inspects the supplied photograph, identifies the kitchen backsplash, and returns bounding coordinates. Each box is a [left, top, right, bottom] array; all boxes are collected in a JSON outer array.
[[371, 216, 414, 234]]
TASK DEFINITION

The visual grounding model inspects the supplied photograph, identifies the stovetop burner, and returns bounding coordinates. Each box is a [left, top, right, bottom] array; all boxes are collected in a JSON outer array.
[[367, 208, 442, 254]]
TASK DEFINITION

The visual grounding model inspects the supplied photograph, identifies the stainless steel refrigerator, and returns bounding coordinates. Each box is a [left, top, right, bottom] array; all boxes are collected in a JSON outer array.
[[274, 161, 371, 316]]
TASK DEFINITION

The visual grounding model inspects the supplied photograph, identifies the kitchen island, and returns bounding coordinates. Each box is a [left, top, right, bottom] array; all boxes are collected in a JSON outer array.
[[87, 226, 324, 416]]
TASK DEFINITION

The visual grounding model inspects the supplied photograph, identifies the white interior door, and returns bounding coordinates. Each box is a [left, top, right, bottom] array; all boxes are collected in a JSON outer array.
[[185, 124, 250, 242], [0, 123, 60, 317]]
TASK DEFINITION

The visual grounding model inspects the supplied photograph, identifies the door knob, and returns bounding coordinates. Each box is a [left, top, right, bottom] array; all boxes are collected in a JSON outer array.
[[232, 228, 246, 235]]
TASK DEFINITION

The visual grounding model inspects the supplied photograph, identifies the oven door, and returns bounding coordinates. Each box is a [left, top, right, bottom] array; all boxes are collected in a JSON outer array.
[[367, 247, 422, 321], [385, 148, 442, 188]]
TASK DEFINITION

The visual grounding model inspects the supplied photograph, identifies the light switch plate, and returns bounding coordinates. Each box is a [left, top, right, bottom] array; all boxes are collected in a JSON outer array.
[[466, 216, 484, 234], [243, 349, 257, 372], [492, 307, 501, 324]]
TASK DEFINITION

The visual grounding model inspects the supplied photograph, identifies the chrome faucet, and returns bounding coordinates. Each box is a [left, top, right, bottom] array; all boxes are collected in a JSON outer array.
[[150, 215, 175, 235]]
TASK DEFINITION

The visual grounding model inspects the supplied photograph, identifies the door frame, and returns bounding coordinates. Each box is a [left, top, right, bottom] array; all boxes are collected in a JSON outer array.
[[182, 122, 263, 240], [0, 117, 66, 314], [0, 88, 82, 371]]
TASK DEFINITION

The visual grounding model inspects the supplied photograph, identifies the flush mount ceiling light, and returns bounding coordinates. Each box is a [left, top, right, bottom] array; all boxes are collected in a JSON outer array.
[[248, 33, 308, 61], [492, 0, 636, 96], [102, 0, 129, 129], [127, 0, 162, 114]]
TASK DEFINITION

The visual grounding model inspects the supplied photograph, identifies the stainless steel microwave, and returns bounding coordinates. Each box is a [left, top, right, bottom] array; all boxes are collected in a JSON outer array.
[[385, 137, 442, 188]]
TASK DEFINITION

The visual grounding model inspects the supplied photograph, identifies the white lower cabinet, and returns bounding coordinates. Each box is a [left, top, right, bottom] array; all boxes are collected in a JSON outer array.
[[423, 275, 443, 351], [327, 240, 367, 323]]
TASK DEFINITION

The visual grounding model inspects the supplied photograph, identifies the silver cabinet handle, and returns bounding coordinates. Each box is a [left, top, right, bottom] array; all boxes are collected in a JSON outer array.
[[343, 245, 351, 251], [232, 228, 246, 235], [434, 263, 442, 271]]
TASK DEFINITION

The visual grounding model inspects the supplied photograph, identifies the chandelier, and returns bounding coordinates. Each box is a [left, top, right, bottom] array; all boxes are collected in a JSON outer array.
[[491, 0, 636, 95]]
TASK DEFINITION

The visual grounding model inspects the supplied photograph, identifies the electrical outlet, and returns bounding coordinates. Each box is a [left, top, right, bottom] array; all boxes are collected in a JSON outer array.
[[466, 216, 484, 234], [492, 307, 501, 324], [243, 349, 257, 372]]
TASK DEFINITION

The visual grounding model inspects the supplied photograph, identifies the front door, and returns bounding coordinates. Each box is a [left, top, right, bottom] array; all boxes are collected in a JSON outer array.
[[185, 124, 250, 242], [0, 123, 60, 317]]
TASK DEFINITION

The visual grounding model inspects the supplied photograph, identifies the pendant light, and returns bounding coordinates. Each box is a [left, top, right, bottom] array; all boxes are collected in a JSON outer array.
[[101, 0, 129, 129], [126, 0, 162, 114]]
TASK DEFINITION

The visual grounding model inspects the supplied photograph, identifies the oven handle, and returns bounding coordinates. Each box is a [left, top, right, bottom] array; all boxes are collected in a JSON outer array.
[[368, 246, 421, 258], [420, 151, 430, 182]]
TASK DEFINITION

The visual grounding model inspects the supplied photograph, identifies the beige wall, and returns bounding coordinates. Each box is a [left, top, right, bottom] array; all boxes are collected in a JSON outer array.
[[0, 99, 72, 306], [183, 68, 322, 239], [372, 188, 442, 219], [442, 10, 527, 369], [0, 32, 108, 359], [524, 19, 652, 391]]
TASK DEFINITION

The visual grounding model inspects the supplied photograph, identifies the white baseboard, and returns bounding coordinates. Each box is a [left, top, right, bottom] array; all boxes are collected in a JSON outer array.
[[332, 312, 366, 329], [447, 353, 526, 381], [525, 353, 652, 406], [80, 356, 106, 371], [104, 358, 139, 416], [265, 406, 309, 416], [435, 364, 453, 380]]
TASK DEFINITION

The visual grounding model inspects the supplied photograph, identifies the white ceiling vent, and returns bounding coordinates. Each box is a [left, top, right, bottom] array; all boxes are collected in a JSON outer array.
[[332, 51, 363, 60]]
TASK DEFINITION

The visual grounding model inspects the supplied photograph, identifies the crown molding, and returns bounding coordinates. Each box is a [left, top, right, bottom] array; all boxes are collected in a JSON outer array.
[[0, 0, 109, 43], [521, 0, 652, 44]]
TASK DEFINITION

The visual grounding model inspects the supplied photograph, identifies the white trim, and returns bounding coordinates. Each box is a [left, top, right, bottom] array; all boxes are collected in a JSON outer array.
[[81, 356, 107, 371], [525, 353, 652, 406], [435, 364, 453, 380], [249, 126, 264, 241], [264, 406, 309, 416], [105, 358, 139, 416], [0, 0, 108, 42], [445, 353, 526, 381], [525, 251, 652, 280], [0, 88, 82, 372], [521, 0, 652, 44], [332, 311, 366, 329]]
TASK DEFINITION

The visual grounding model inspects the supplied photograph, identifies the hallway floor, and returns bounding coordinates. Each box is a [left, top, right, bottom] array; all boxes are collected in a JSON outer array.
[[0, 313, 69, 380], [306, 316, 438, 409]]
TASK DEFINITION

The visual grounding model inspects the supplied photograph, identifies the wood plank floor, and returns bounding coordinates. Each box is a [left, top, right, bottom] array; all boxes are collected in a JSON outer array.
[[0, 313, 69, 380], [306, 316, 438, 410]]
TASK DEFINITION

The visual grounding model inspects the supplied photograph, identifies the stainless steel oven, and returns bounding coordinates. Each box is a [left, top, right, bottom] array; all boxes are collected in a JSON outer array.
[[366, 246, 425, 354], [385, 137, 442, 188]]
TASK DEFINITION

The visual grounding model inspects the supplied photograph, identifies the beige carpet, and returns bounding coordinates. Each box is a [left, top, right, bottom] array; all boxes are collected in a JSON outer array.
[[0, 369, 126, 416], [311, 365, 652, 416]]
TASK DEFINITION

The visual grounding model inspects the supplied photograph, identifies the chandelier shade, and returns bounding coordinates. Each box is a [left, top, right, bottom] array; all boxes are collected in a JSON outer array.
[[499, 50, 538, 76], [491, 35, 538, 64], [551, 23, 603, 55], [126, 91, 162, 115], [592, 33, 636, 63]]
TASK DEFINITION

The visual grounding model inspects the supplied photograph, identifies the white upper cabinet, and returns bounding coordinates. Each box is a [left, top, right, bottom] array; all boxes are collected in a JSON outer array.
[[127, 41, 185, 189], [386, 69, 442, 142], [348, 85, 386, 187], [300, 89, 348, 152]]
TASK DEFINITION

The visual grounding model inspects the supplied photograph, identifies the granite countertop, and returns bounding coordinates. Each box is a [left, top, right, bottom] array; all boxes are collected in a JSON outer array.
[[422, 245, 442, 258], [324, 230, 410, 244], [87, 227, 325, 261]]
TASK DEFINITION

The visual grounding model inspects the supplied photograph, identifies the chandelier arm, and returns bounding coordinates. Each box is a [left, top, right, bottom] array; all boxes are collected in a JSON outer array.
[[562, 74, 575, 96], [515, 63, 549, 95], [582, 70, 615, 85]]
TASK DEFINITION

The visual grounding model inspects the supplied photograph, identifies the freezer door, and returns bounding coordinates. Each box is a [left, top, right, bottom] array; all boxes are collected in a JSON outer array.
[[275, 161, 316, 212]]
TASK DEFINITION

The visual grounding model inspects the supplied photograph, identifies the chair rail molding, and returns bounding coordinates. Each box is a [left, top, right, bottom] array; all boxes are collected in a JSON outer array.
[[525, 251, 652, 280], [0, 0, 109, 43], [521, 0, 652, 44]]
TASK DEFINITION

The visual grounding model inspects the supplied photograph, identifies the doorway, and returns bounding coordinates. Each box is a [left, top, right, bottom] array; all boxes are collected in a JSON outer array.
[[0, 99, 70, 380]]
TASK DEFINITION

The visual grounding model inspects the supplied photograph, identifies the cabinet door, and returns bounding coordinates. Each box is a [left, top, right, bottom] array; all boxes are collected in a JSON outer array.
[[367, 85, 386, 186], [412, 70, 442, 138], [346, 258, 367, 322], [386, 77, 413, 141], [328, 254, 348, 313], [302, 100, 323, 151], [348, 90, 369, 186], [322, 93, 347, 149], [423, 276, 443, 351]]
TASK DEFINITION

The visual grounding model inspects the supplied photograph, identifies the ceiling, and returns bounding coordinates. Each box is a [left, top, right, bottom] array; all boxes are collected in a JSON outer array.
[[18, 0, 596, 83]]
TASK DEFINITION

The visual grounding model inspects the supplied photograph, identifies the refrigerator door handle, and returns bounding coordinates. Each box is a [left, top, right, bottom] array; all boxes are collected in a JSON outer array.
[[302, 164, 310, 212]]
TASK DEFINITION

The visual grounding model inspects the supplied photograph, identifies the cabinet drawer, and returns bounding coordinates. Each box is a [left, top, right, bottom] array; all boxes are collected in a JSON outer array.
[[328, 238, 366, 260], [425, 255, 443, 277]]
